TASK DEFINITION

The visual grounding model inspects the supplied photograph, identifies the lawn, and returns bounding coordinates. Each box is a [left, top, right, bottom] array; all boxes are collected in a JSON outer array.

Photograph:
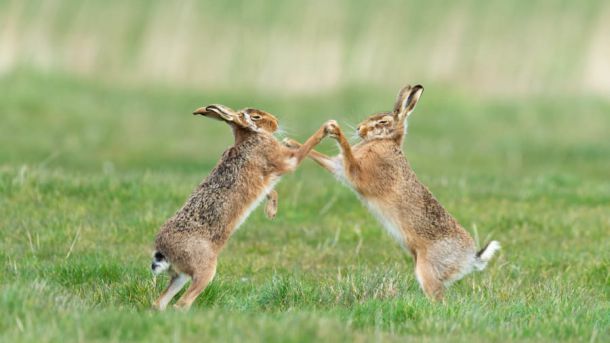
[[1, 72, 609, 342]]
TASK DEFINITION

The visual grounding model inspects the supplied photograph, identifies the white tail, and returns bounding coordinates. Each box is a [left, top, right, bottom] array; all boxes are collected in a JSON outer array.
[[151, 251, 170, 275], [474, 240, 501, 271]]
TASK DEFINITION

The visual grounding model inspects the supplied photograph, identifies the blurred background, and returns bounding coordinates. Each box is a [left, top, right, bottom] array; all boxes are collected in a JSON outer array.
[[2, 0, 610, 95]]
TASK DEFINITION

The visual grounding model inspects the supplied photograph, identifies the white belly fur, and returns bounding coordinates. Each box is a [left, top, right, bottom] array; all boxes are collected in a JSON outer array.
[[233, 177, 280, 231], [332, 157, 407, 249], [363, 200, 406, 248]]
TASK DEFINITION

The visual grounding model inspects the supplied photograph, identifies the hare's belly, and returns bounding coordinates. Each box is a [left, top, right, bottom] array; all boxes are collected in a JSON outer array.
[[331, 158, 408, 248], [330, 156, 348, 185], [363, 199, 409, 249]]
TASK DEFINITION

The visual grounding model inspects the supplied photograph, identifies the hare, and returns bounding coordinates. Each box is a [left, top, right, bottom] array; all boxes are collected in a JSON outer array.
[[284, 85, 500, 300], [151, 104, 331, 310]]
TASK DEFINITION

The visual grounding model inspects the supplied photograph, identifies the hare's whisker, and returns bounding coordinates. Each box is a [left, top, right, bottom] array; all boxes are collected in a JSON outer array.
[[345, 121, 357, 131], [343, 121, 360, 143], [274, 125, 292, 139]]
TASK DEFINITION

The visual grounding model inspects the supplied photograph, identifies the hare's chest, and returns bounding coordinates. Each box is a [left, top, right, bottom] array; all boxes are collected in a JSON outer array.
[[284, 156, 298, 171]]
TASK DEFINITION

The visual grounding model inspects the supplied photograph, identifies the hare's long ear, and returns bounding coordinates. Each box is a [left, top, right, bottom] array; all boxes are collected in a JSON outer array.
[[193, 104, 237, 122], [393, 84, 424, 123]]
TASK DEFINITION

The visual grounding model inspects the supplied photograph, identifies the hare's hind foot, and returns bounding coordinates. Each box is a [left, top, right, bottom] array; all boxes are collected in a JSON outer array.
[[173, 261, 218, 310], [415, 259, 445, 301], [153, 273, 189, 311]]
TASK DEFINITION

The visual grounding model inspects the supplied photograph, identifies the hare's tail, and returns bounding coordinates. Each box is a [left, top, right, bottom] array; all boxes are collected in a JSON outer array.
[[151, 251, 170, 275], [474, 240, 501, 271]]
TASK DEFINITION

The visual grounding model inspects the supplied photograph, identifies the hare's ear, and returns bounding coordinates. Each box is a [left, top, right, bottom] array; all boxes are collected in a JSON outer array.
[[393, 84, 424, 122], [193, 104, 237, 122]]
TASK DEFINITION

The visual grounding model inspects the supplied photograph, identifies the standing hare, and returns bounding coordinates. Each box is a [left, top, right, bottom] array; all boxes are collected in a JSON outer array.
[[285, 85, 500, 300], [151, 104, 331, 310]]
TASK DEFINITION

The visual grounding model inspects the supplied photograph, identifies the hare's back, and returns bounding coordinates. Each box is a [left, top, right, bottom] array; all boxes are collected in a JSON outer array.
[[170, 145, 268, 230]]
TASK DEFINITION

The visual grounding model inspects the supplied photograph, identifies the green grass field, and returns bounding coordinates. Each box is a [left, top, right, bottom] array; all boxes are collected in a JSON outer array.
[[1, 71, 609, 342]]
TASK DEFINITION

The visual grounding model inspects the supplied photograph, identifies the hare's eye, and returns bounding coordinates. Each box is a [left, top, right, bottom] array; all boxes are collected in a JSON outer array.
[[251, 115, 262, 120], [378, 120, 388, 124]]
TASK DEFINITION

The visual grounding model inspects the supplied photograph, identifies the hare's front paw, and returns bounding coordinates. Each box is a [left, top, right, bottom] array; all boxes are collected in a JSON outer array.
[[264, 199, 277, 219], [324, 120, 340, 138], [282, 138, 301, 149]]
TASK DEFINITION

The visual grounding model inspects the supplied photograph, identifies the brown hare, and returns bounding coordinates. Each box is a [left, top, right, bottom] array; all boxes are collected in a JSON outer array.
[[151, 104, 331, 310], [285, 85, 500, 300]]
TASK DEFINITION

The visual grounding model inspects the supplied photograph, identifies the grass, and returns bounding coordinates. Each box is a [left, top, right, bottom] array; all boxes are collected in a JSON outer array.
[[1, 71, 609, 342]]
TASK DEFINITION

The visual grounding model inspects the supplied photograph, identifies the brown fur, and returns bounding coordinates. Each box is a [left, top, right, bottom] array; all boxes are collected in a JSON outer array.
[[285, 85, 499, 301], [152, 104, 330, 310]]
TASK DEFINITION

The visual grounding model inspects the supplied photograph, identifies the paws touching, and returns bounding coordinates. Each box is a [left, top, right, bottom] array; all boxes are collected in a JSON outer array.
[[324, 120, 340, 138]]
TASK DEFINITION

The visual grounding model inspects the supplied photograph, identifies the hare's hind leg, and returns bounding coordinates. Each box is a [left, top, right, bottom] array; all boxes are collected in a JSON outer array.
[[415, 259, 444, 301], [153, 272, 189, 311], [174, 259, 218, 310]]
